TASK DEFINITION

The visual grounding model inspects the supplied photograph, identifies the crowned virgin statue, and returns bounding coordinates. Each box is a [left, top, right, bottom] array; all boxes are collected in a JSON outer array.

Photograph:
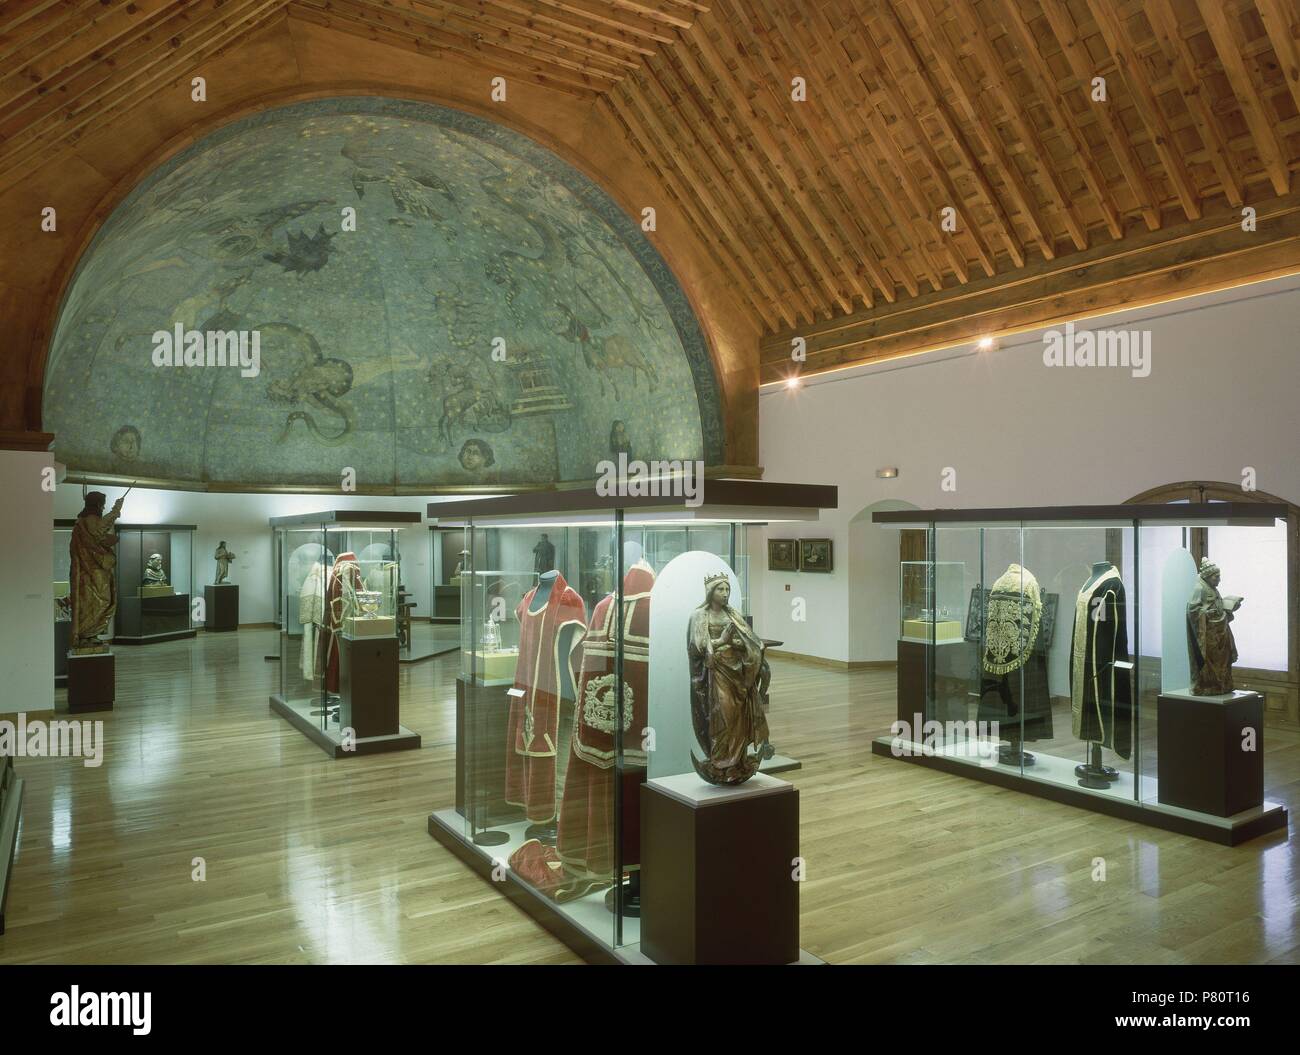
[[688, 572, 773, 785]]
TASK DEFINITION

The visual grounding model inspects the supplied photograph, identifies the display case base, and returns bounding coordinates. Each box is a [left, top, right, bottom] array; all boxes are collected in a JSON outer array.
[[65, 651, 114, 712], [871, 736, 1287, 846], [427, 807, 822, 966], [54, 619, 70, 686], [269, 694, 421, 759]]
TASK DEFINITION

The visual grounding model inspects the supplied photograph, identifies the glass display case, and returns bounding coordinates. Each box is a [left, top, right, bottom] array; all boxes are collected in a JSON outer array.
[[899, 560, 964, 642], [53, 522, 73, 684], [111, 523, 196, 644], [874, 504, 1290, 845], [269, 510, 423, 758], [428, 481, 833, 963]]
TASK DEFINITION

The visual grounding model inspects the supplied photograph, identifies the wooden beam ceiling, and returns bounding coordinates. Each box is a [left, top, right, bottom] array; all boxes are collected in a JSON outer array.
[[3, 0, 1299, 384]]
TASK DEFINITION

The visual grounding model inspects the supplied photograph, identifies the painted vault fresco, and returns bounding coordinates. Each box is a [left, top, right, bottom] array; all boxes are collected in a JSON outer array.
[[44, 97, 723, 489]]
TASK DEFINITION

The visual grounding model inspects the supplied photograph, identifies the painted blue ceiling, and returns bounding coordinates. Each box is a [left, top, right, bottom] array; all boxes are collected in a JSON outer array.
[[44, 97, 723, 488]]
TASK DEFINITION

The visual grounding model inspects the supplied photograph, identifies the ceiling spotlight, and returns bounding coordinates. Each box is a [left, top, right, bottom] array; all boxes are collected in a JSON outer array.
[[876, 467, 899, 479], [786, 376, 802, 389], [977, 336, 995, 351]]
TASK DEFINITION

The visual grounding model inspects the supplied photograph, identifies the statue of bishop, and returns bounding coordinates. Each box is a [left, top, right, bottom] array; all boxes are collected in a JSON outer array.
[[69, 491, 124, 652]]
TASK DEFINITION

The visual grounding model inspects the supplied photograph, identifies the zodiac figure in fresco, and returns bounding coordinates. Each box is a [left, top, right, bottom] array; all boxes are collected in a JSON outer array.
[[556, 302, 659, 401], [434, 366, 511, 449], [343, 139, 456, 222], [262, 323, 356, 445]]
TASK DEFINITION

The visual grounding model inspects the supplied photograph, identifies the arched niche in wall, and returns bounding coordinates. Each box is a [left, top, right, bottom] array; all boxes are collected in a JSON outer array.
[[1126, 480, 1298, 729], [848, 498, 920, 666], [42, 97, 725, 492]]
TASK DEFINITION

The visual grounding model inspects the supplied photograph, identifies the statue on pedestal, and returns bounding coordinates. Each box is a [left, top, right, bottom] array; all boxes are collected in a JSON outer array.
[[69, 491, 124, 652], [1187, 558, 1242, 695], [214, 541, 236, 584], [688, 572, 773, 785]]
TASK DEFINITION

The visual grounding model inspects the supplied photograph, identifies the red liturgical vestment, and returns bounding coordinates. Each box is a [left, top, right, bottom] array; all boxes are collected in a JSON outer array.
[[322, 552, 363, 695], [504, 573, 586, 823], [557, 561, 655, 877]]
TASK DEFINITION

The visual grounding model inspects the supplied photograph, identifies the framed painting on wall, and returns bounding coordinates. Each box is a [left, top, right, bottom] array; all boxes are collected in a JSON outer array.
[[799, 538, 833, 573], [768, 538, 798, 572]]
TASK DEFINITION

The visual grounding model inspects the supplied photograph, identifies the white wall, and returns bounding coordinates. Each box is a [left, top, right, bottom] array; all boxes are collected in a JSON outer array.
[[50, 488, 434, 626], [755, 274, 1300, 664], [1, 451, 55, 715]]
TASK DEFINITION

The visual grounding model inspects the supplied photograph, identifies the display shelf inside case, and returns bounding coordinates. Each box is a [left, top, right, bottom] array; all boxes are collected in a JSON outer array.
[[873, 504, 1290, 845], [429, 480, 836, 963], [900, 559, 965, 642]]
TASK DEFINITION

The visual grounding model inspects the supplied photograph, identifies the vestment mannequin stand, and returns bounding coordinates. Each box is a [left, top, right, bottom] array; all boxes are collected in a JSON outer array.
[[1074, 561, 1124, 789], [520, 571, 584, 843]]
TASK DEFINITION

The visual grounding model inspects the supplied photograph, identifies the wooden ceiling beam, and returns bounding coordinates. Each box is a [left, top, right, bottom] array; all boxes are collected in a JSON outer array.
[[804, 4, 969, 288], [996, 0, 1123, 240], [1145, 0, 1245, 208], [759, 188, 1300, 381], [633, 54, 819, 323], [0, 0, 69, 40], [1085, 0, 1202, 221], [0, 0, 232, 134], [605, 85, 780, 327], [0, 0, 292, 182], [1038, 0, 1162, 231], [1196, 0, 1290, 197], [717, 0, 898, 304], [319, 0, 621, 88], [698, 6, 880, 309], [432, 0, 644, 74], [1254, 0, 1300, 134], [765, 3, 927, 298], [655, 45, 826, 317], [947, 1, 1088, 252], [466, 0, 657, 59], [863, 2, 1013, 271], [291, 0, 602, 94], [683, 20, 859, 313], [655, 42, 826, 320], [0, 0, 118, 72], [524, 0, 677, 44]]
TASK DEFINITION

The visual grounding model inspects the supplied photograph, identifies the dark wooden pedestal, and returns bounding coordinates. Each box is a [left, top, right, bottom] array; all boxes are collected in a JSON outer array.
[[455, 676, 519, 827], [897, 639, 926, 726], [54, 620, 70, 686], [641, 773, 799, 965], [340, 633, 399, 738], [1157, 690, 1264, 817], [204, 584, 239, 632], [66, 651, 114, 712]]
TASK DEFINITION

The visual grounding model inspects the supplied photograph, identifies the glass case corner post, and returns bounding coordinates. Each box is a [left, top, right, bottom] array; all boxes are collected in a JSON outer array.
[[468, 519, 507, 847], [613, 509, 626, 943]]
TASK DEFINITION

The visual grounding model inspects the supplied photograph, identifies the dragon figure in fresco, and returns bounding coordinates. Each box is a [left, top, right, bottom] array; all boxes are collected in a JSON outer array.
[[262, 322, 356, 445]]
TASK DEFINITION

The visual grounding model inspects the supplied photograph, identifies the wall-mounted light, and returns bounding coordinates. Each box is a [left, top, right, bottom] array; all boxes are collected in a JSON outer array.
[[977, 336, 995, 351], [876, 467, 899, 479], [785, 376, 802, 390]]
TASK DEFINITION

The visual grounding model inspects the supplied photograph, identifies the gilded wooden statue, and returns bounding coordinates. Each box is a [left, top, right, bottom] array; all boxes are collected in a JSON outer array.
[[69, 491, 124, 652], [688, 572, 773, 784], [1187, 557, 1242, 695]]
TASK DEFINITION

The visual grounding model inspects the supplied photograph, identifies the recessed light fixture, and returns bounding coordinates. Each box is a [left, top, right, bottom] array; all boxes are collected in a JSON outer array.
[[785, 376, 801, 389], [876, 467, 899, 479], [977, 336, 995, 351]]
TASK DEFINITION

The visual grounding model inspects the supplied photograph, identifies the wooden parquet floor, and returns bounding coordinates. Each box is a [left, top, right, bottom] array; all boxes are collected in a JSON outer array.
[[1, 630, 1296, 964]]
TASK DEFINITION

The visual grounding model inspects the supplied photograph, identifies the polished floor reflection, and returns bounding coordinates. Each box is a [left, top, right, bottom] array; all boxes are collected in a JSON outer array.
[[1, 631, 1296, 964]]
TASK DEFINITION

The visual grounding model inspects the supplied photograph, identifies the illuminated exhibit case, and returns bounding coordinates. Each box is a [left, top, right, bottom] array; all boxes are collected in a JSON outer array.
[[427, 480, 835, 964], [873, 503, 1290, 845]]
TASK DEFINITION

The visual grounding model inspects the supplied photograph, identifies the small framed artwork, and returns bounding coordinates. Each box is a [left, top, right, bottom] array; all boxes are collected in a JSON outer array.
[[799, 538, 833, 573], [768, 538, 798, 572]]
